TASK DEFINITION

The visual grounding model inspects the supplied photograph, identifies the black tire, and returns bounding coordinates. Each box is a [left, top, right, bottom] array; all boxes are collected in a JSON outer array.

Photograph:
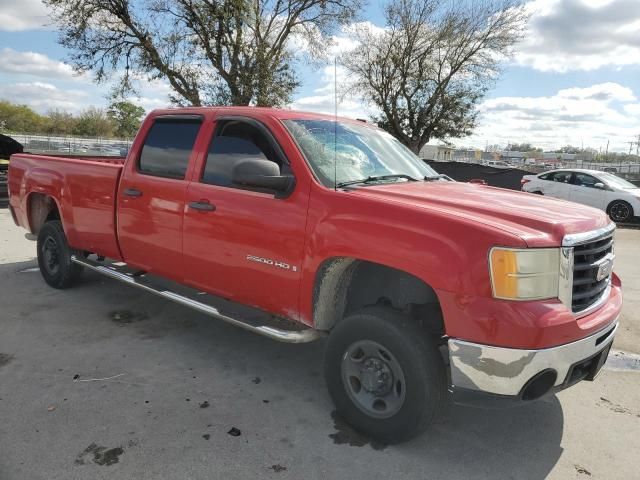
[[532, 191, 543, 195], [37, 220, 83, 289], [607, 200, 633, 223], [324, 306, 447, 444]]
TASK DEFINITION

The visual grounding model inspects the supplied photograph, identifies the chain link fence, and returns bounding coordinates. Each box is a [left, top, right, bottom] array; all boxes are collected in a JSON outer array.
[[2, 133, 133, 157]]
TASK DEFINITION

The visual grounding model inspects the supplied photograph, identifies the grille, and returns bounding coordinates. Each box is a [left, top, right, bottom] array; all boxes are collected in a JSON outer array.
[[571, 233, 614, 313]]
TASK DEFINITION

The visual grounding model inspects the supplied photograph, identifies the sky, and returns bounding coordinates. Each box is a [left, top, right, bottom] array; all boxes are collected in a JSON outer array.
[[0, 0, 639, 152]]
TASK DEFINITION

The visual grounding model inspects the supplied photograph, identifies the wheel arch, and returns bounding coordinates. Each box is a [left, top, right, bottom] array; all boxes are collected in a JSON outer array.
[[312, 257, 444, 335], [27, 192, 62, 235]]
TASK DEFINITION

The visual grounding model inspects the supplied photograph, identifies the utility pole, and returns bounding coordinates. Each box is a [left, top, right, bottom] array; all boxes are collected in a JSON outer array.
[[629, 133, 640, 156]]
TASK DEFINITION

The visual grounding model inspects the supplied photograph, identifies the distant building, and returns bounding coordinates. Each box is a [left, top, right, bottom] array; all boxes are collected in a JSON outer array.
[[500, 151, 526, 165], [420, 144, 454, 161]]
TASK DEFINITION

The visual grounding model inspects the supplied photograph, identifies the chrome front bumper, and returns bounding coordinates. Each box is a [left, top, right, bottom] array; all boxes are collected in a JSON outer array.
[[448, 321, 618, 397]]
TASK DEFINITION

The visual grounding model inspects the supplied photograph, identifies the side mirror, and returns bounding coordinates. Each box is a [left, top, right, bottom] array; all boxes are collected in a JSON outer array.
[[594, 182, 605, 189], [232, 158, 295, 196]]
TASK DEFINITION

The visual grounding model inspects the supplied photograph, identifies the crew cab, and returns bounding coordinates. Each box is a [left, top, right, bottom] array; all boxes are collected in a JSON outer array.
[[8, 107, 622, 443]]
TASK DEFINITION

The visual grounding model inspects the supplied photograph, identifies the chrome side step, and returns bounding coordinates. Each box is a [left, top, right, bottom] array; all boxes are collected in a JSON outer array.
[[71, 255, 324, 344]]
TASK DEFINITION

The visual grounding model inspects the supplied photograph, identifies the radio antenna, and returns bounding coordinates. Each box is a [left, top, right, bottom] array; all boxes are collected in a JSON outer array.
[[334, 57, 338, 191]]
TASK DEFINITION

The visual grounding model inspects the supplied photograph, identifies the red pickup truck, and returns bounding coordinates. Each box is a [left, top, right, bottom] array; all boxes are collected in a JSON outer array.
[[8, 107, 622, 443]]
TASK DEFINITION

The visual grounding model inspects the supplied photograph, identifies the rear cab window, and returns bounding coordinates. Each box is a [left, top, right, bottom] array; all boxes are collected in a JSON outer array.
[[138, 117, 202, 179]]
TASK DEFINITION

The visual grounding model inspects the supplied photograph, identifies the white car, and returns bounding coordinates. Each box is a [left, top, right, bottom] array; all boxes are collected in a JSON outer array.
[[484, 160, 514, 169], [521, 169, 640, 223]]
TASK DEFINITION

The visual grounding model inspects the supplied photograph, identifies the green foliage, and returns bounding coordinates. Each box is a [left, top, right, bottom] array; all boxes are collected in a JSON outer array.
[[72, 107, 115, 137], [0, 100, 141, 138], [43, 110, 78, 135], [107, 101, 145, 138], [0, 101, 46, 133]]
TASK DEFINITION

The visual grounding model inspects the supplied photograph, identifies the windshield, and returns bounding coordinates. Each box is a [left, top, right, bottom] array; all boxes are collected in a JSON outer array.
[[600, 172, 638, 189], [283, 119, 439, 187]]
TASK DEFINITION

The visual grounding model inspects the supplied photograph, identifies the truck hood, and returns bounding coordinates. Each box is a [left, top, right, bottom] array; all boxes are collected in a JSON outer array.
[[352, 181, 611, 247]]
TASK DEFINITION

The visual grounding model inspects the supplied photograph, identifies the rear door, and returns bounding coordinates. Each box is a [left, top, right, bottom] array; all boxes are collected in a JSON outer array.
[[542, 171, 573, 198], [182, 116, 310, 319], [569, 172, 607, 210], [117, 115, 203, 281]]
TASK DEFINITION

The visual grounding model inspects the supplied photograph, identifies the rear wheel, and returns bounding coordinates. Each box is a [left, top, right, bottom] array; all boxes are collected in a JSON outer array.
[[37, 220, 83, 289], [324, 306, 447, 444], [608, 200, 633, 223]]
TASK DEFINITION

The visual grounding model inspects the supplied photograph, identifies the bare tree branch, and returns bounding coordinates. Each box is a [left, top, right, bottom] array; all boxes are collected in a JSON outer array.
[[45, 0, 362, 106], [342, 0, 527, 153]]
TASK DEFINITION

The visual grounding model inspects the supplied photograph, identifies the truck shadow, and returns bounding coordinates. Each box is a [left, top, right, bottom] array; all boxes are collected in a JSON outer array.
[[2, 260, 563, 480]]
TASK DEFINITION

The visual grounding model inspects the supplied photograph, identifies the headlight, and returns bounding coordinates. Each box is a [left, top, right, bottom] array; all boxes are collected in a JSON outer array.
[[489, 248, 560, 300]]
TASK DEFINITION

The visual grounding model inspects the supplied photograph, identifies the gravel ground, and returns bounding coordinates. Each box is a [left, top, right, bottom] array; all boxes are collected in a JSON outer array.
[[0, 208, 638, 480]]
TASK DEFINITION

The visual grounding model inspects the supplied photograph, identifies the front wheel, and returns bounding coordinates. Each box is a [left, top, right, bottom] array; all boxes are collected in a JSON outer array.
[[608, 200, 633, 223], [324, 306, 447, 444], [37, 220, 83, 289]]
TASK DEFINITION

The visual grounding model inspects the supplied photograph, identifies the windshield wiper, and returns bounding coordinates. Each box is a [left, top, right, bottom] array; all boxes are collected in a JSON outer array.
[[336, 174, 419, 188]]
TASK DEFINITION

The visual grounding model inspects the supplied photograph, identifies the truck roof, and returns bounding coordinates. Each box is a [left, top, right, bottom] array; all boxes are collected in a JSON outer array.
[[147, 106, 374, 126]]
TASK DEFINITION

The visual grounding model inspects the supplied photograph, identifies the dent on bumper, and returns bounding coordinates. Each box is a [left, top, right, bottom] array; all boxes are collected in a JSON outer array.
[[448, 320, 618, 397]]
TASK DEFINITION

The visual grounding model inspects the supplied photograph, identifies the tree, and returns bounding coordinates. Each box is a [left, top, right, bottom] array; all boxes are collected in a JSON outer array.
[[73, 107, 115, 137], [45, 0, 361, 107], [559, 145, 583, 154], [108, 101, 145, 138], [342, 0, 527, 153], [0, 101, 46, 133], [506, 143, 542, 153], [43, 109, 78, 135]]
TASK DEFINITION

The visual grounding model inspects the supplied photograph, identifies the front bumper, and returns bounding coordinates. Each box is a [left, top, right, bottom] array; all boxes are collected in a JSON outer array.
[[448, 320, 618, 401]]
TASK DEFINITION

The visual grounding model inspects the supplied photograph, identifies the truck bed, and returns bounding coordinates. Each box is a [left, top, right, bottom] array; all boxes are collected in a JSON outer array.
[[8, 153, 125, 259]]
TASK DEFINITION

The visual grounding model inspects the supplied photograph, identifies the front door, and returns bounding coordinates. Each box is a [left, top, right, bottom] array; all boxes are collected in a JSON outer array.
[[117, 116, 203, 281], [570, 172, 607, 210], [182, 118, 309, 320]]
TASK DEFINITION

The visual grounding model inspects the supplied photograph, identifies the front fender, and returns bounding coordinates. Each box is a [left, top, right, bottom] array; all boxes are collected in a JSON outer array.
[[299, 186, 526, 328]]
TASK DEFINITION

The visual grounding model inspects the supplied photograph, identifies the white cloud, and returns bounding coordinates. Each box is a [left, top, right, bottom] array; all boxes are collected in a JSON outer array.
[[126, 76, 172, 111], [0, 0, 50, 31], [461, 83, 640, 152], [289, 65, 373, 119], [556, 83, 636, 102], [624, 103, 640, 116], [0, 82, 90, 112], [0, 48, 78, 79], [516, 0, 640, 71], [289, 21, 384, 60]]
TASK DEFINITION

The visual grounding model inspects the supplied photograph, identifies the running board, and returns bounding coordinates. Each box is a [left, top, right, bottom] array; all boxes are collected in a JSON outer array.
[[71, 255, 324, 344]]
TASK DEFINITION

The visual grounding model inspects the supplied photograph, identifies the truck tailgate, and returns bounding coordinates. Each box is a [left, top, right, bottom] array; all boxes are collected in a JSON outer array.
[[9, 154, 125, 259]]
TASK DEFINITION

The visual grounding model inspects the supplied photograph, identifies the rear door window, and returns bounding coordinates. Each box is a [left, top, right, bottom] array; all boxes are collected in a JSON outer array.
[[546, 171, 572, 183], [139, 118, 202, 179]]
